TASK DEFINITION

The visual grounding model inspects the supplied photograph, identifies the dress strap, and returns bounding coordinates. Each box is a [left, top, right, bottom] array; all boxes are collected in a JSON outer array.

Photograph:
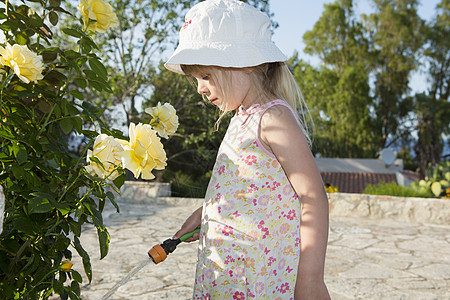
[[253, 99, 302, 158]]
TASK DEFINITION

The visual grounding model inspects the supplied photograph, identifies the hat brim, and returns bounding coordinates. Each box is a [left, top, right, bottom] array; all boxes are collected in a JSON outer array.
[[165, 41, 288, 74]]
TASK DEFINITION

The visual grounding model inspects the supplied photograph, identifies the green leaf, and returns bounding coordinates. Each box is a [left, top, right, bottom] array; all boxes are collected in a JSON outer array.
[[81, 101, 100, 114], [12, 217, 37, 234], [55, 236, 70, 251], [49, 11, 58, 26], [71, 280, 81, 296], [80, 36, 99, 51], [69, 219, 81, 237], [62, 27, 82, 38], [431, 182, 442, 197], [22, 254, 39, 275], [75, 77, 87, 89], [16, 147, 28, 164], [97, 227, 110, 259], [51, 7, 73, 16], [13, 144, 28, 165], [113, 173, 125, 190], [80, 41, 92, 54], [53, 280, 64, 294], [44, 70, 67, 86], [64, 49, 81, 60], [89, 156, 105, 170], [54, 202, 71, 215], [72, 116, 83, 133], [73, 236, 92, 282], [49, 0, 61, 7], [69, 291, 81, 300], [106, 191, 120, 213], [89, 58, 107, 80], [70, 90, 84, 100], [0, 152, 13, 162], [42, 50, 58, 63], [14, 32, 28, 45], [60, 118, 74, 135], [71, 270, 83, 283], [11, 165, 26, 179], [90, 207, 103, 227], [83, 69, 98, 80], [28, 195, 54, 214]]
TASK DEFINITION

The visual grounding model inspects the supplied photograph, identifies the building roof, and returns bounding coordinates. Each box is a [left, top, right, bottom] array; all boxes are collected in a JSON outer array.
[[315, 158, 403, 174], [320, 172, 398, 194]]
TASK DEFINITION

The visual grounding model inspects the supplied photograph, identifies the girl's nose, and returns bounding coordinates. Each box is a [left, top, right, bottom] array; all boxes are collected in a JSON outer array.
[[197, 81, 209, 95]]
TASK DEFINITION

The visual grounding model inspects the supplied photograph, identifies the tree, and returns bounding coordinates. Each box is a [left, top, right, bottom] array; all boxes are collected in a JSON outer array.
[[299, 0, 377, 157], [414, 0, 450, 176], [297, 0, 428, 159], [363, 0, 424, 150]]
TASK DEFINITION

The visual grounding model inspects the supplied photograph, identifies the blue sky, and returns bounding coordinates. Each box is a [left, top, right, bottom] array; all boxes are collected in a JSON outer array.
[[270, 0, 441, 59]]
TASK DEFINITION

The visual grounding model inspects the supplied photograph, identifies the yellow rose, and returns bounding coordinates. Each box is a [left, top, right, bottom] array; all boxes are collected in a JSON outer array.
[[0, 43, 44, 83], [145, 102, 179, 139], [60, 261, 73, 272], [77, 0, 119, 33], [85, 134, 123, 180], [117, 123, 167, 180]]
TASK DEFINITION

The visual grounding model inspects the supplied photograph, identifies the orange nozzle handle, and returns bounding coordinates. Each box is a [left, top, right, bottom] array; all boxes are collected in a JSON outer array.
[[148, 229, 200, 264], [148, 244, 167, 264]]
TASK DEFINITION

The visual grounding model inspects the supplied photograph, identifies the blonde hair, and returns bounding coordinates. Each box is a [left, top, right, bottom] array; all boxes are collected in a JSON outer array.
[[181, 62, 313, 145]]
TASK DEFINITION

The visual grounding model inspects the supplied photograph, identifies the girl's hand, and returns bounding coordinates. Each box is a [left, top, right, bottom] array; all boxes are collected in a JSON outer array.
[[173, 206, 202, 242], [295, 277, 330, 300]]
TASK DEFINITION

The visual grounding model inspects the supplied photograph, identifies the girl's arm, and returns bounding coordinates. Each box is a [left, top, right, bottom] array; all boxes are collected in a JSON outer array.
[[173, 206, 202, 242], [260, 106, 331, 300]]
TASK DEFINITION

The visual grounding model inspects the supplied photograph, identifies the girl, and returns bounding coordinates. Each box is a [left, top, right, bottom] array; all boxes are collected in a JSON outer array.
[[166, 0, 330, 299]]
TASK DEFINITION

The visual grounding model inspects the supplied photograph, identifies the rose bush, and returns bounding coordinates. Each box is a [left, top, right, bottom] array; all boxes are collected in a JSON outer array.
[[0, 0, 173, 299]]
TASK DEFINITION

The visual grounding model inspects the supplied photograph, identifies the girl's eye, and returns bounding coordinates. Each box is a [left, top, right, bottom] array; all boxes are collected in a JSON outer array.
[[201, 74, 210, 80]]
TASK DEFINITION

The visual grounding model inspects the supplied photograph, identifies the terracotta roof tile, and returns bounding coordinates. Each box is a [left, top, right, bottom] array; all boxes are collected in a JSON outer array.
[[320, 172, 397, 194], [402, 170, 421, 182]]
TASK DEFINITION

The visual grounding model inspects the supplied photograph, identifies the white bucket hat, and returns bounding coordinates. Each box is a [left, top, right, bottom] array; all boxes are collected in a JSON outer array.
[[165, 0, 287, 74]]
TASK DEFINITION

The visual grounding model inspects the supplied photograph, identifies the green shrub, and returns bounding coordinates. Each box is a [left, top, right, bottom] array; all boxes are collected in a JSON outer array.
[[411, 161, 450, 198], [0, 1, 126, 299], [164, 169, 212, 198], [362, 181, 431, 198]]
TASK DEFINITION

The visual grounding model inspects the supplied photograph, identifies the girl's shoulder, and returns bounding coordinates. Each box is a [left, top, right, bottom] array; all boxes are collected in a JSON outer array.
[[258, 100, 308, 153], [259, 100, 300, 130]]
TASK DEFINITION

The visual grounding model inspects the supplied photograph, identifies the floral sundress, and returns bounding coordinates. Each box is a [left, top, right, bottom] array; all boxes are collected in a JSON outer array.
[[193, 100, 301, 300]]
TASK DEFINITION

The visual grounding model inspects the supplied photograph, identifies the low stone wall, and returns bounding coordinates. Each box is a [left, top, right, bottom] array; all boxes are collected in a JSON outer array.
[[116, 182, 449, 225], [328, 193, 449, 225], [118, 181, 171, 203]]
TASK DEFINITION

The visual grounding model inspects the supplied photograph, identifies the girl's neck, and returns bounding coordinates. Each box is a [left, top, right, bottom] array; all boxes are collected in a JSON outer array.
[[240, 89, 274, 110]]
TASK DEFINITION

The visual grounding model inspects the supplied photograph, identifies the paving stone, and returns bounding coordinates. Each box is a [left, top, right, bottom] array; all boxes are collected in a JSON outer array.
[[72, 199, 450, 300]]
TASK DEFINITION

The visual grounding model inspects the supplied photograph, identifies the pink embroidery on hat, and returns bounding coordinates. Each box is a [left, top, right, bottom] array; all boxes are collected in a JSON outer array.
[[182, 18, 192, 30]]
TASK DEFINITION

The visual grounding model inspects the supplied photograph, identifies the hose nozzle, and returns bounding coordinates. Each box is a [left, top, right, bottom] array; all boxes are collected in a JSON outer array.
[[148, 228, 200, 264]]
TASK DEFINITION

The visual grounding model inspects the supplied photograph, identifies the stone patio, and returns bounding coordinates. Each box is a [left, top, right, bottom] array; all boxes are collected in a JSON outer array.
[[71, 184, 449, 299]]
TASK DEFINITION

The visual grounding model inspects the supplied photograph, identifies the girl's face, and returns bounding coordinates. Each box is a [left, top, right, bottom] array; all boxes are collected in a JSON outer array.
[[192, 68, 256, 112]]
